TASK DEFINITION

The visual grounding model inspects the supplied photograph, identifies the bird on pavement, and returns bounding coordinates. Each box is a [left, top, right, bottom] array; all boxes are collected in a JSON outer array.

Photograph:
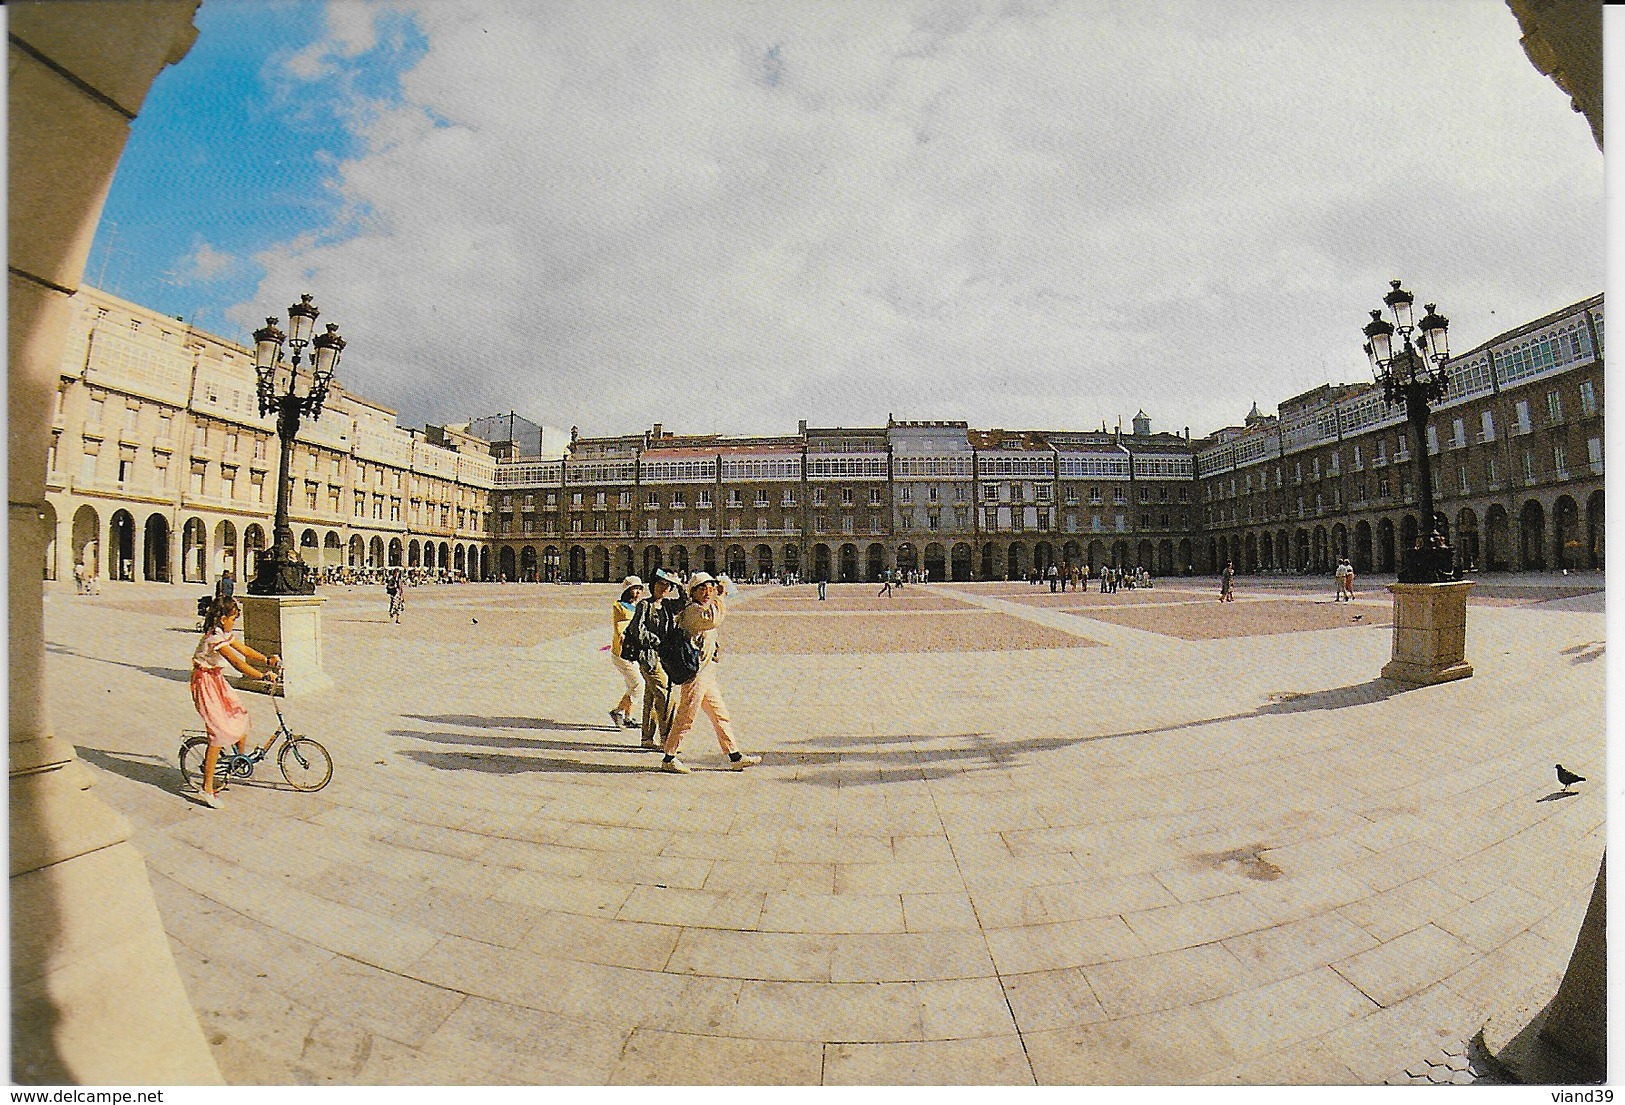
[[1556, 763, 1586, 791]]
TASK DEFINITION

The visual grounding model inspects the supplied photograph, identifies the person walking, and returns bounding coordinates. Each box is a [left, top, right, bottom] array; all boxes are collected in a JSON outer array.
[[386, 571, 405, 623], [1336, 557, 1355, 602], [878, 567, 893, 598], [608, 576, 646, 729], [189, 597, 279, 809], [1220, 561, 1236, 603], [214, 569, 236, 601], [660, 572, 760, 774], [816, 567, 828, 601], [628, 569, 684, 750]]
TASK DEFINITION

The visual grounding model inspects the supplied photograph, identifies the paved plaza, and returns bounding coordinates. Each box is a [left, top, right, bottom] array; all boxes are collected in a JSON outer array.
[[43, 574, 1604, 1085]]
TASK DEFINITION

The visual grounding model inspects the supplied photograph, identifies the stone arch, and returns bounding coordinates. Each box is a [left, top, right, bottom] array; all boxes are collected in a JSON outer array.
[[568, 545, 587, 581], [1293, 528, 1309, 572], [781, 544, 800, 578], [754, 544, 773, 579], [1554, 494, 1582, 569], [895, 542, 917, 573], [1087, 540, 1104, 572], [867, 543, 886, 581], [813, 543, 831, 581], [923, 542, 945, 581], [617, 545, 636, 579], [72, 504, 100, 583], [41, 500, 58, 581], [521, 545, 538, 579], [408, 538, 421, 567], [1007, 541, 1026, 579], [726, 544, 748, 578], [181, 517, 207, 583], [700, 544, 717, 575], [1331, 522, 1348, 560], [1260, 531, 1274, 570], [1354, 520, 1373, 575], [1399, 514, 1419, 561], [1178, 538, 1193, 574], [323, 531, 342, 569], [1061, 540, 1081, 570], [950, 542, 972, 581], [1157, 539, 1174, 575], [838, 543, 858, 582], [1519, 499, 1547, 570], [1455, 508, 1480, 572], [212, 519, 238, 578], [366, 535, 384, 567], [1034, 541, 1055, 572], [499, 546, 517, 580], [592, 545, 610, 582], [980, 543, 998, 580], [1312, 526, 1328, 573], [110, 510, 136, 580], [641, 545, 662, 579], [143, 513, 170, 582], [669, 545, 689, 574], [1135, 540, 1152, 570], [390, 538, 404, 567], [1377, 518, 1396, 574]]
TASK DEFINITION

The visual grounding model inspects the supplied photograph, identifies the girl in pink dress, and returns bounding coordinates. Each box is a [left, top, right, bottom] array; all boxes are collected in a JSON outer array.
[[190, 597, 278, 809]]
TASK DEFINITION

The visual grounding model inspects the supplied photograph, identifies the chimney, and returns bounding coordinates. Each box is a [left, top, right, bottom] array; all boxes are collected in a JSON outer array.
[[652, 423, 662, 439], [797, 419, 807, 434]]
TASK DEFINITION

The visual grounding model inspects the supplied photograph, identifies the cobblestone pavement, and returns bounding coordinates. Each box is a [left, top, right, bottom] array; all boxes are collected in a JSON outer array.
[[43, 574, 1604, 1085]]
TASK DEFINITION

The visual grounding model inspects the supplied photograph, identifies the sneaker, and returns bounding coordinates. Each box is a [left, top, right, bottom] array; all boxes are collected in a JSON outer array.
[[196, 791, 222, 809], [609, 709, 625, 727], [622, 717, 642, 729], [660, 758, 691, 774], [728, 753, 762, 770]]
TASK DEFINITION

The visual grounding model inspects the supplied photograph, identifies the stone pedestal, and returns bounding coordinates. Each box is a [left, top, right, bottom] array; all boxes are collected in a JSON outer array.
[[1381, 580, 1474, 685], [239, 593, 334, 697]]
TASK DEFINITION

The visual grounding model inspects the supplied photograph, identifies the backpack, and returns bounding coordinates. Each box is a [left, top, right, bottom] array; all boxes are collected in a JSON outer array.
[[621, 602, 655, 664], [658, 624, 703, 686]]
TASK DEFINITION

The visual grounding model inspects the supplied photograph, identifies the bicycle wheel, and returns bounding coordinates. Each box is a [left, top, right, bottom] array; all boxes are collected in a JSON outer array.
[[278, 736, 333, 791], [178, 734, 226, 793]]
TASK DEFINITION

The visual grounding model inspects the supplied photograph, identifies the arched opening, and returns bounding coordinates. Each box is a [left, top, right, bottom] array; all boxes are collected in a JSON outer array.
[[755, 544, 773, 579], [1111, 540, 1129, 568], [1331, 523, 1348, 560], [1061, 541, 1081, 570], [1135, 540, 1152, 571], [980, 543, 997, 580], [73, 505, 100, 584], [1087, 540, 1104, 572], [726, 544, 748, 578], [1260, 531, 1274, 570], [241, 524, 265, 579], [479, 547, 490, 581], [1157, 539, 1174, 575], [925, 542, 946, 580], [867, 544, 886, 581], [1243, 532, 1257, 573], [390, 538, 404, 568], [1177, 539, 1193, 574], [181, 517, 207, 583], [700, 544, 716, 575], [1455, 509, 1480, 572], [617, 545, 636, 579], [782, 544, 800, 578], [1484, 505, 1510, 571], [641, 545, 662, 579], [1377, 518, 1396, 574], [368, 535, 385, 568], [1007, 542, 1026, 579], [813, 543, 831, 581], [1033, 542, 1054, 572], [669, 545, 690, 574], [521, 545, 538, 580], [1293, 528, 1309, 572], [323, 531, 342, 570], [1586, 490, 1604, 568], [455, 544, 468, 574], [1554, 495, 1581, 569], [950, 542, 971, 581], [142, 513, 170, 582], [439, 541, 451, 570], [499, 546, 517, 580], [838, 543, 858, 582], [1399, 514, 1419, 560], [41, 500, 58, 581], [592, 545, 609, 582], [568, 545, 587, 581], [1312, 526, 1328, 573], [1354, 521, 1372, 575], [346, 533, 363, 568], [1519, 500, 1547, 570], [408, 539, 421, 568], [895, 542, 917, 574], [543, 544, 560, 581], [110, 510, 136, 580]]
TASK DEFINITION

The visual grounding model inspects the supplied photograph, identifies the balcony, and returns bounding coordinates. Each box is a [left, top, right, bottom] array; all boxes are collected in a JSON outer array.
[[1475, 430, 1495, 444]]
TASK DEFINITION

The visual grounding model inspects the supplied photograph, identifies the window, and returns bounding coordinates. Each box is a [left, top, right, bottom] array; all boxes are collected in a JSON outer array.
[[1480, 410, 1495, 442], [1088, 486, 1102, 504], [697, 490, 711, 507], [1010, 485, 1024, 503], [1451, 419, 1465, 448], [954, 485, 968, 503], [840, 487, 854, 506], [1588, 437, 1602, 466], [189, 463, 206, 495], [899, 486, 913, 504], [571, 491, 585, 509], [1546, 390, 1563, 424], [594, 491, 607, 508], [1427, 426, 1438, 454], [1458, 466, 1469, 495], [646, 492, 658, 508], [983, 483, 998, 502], [728, 489, 743, 507], [1579, 380, 1597, 416], [391, 499, 402, 523], [1352, 444, 1362, 469], [80, 451, 97, 482], [868, 488, 882, 506], [1112, 487, 1127, 505], [1522, 451, 1536, 483], [927, 512, 940, 531], [1037, 509, 1050, 530], [1486, 457, 1499, 486], [1514, 400, 1531, 434], [123, 405, 139, 433], [1553, 440, 1567, 474], [755, 490, 769, 507], [1037, 484, 1052, 502], [355, 493, 365, 517], [88, 396, 105, 424], [118, 457, 133, 484], [306, 483, 319, 510], [984, 506, 998, 529], [782, 488, 796, 506]]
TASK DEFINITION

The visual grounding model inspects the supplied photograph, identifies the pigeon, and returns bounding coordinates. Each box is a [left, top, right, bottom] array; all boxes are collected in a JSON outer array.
[[472, 618, 478, 624], [1556, 763, 1586, 791]]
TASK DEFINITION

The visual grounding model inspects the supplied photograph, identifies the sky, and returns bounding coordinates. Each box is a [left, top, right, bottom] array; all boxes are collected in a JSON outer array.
[[89, 0, 1604, 441]]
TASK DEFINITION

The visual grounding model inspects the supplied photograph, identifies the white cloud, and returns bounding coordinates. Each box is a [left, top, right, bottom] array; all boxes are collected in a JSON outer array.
[[233, 0, 1604, 439], [186, 240, 234, 282]]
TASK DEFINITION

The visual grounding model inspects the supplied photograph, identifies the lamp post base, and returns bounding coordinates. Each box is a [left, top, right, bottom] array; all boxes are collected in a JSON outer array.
[[1381, 580, 1474, 685], [246, 550, 314, 596], [238, 594, 334, 697]]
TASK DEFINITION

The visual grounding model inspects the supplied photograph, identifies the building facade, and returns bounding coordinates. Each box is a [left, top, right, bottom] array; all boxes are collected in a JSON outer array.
[[45, 286, 1603, 588], [1197, 294, 1604, 577], [45, 286, 495, 589]]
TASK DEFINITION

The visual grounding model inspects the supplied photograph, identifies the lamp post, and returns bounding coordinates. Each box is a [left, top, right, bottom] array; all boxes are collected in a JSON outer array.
[[248, 294, 345, 596], [1362, 279, 1454, 584]]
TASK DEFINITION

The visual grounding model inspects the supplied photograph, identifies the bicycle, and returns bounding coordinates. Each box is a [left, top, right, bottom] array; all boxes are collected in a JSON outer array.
[[179, 668, 333, 793]]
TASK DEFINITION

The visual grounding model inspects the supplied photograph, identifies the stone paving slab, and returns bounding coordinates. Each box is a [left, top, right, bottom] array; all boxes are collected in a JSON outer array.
[[41, 576, 1605, 1085]]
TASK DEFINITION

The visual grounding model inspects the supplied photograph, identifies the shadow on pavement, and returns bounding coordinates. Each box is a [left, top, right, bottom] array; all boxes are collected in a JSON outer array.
[[398, 748, 650, 774], [75, 746, 187, 794], [391, 728, 649, 754], [1537, 790, 1582, 804], [406, 713, 604, 732]]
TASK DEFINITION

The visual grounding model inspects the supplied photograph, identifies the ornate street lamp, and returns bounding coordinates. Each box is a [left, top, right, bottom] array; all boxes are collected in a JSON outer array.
[[248, 294, 346, 595], [1362, 279, 1454, 583]]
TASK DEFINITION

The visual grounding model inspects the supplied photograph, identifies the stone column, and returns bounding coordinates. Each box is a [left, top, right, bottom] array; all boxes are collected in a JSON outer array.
[[9, 1, 220, 1083]]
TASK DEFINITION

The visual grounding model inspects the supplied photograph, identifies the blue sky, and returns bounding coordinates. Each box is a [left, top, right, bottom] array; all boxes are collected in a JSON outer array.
[[87, 2, 1604, 438], [89, 0, 425, 335]]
